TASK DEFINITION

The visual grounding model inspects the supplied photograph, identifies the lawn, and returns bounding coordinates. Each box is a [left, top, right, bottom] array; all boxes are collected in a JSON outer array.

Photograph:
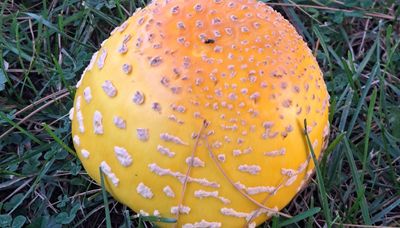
[[0, 0, 399, 227]]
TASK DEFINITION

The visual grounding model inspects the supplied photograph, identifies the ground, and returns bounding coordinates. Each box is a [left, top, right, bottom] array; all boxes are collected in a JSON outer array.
[[0, 0, 399, 227]]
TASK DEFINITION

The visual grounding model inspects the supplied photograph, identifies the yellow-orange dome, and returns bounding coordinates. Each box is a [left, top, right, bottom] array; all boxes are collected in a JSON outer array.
[[71, 0, 330, 227]]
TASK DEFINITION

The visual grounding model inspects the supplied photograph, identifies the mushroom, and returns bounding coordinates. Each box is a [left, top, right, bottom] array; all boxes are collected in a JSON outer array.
[[71, 0, 330, 227]]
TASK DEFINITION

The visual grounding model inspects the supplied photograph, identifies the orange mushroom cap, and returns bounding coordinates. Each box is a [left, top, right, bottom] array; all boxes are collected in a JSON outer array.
[[71, 0, 330, 227]]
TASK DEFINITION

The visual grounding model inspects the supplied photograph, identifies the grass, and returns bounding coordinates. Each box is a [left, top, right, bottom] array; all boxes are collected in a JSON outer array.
[[0, 0, 399, 227]]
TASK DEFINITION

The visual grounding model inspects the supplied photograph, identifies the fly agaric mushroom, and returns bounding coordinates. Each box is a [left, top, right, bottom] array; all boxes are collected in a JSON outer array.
[[71, 0, 330, 227]]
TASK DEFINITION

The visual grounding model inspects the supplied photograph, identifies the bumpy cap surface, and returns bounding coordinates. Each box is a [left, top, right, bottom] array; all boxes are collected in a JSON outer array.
[[71, 0, 330, 227]]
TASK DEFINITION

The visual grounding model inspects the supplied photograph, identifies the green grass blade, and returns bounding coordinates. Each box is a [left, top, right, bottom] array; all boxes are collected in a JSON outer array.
[[24, 12, 94, 49], [271, 216, 279, 228], [347, 63, 379, 135], [278, 207, 321, 227], [304, 119, 332, 228], [0, 111, 43, 145], [139, 215, 177, 224], [313, 25, 334, 84], [43, 124, 76, 157], [343, 138, 372, 224], [371, 198, 400, 223], [320, 132, 346, 171], [323, 132, 346, 156], [8, 157, 55, 214], [361, 88, 377, 181], [123, 210, 131, 228], [99, 167, 112, 228]]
